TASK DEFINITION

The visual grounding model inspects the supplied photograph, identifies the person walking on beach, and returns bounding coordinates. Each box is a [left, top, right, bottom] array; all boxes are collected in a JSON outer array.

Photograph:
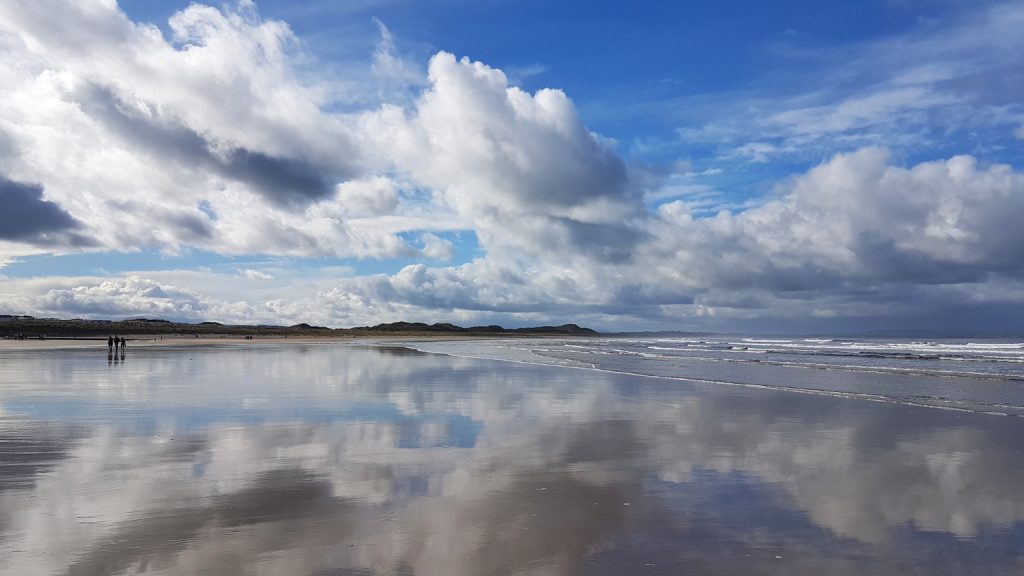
[[120, 337, 126, 352], [107, 335, 113, 352]]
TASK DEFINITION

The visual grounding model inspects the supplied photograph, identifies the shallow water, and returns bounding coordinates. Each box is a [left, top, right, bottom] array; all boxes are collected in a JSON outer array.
[[1, 343, 1023, 575], [412, 337, 1024, 415]]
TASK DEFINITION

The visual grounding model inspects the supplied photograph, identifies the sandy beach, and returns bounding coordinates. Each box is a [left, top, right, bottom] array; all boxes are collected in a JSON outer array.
[[2, 339, 1024, 574]]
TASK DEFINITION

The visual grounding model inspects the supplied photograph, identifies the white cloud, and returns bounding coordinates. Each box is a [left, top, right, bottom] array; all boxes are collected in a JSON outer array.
[[418, 232, 454, 261], [329, 176, 400, 217], [241, 268, 273, 281], [637, 148, 1024, 301], [360, 51, 642, 264], [762, 85, 957, 142], [38, 275, 208, 319], [732, 148, 1024, 282], [370, 17, 424, 103], [503, 62, 549, 85]]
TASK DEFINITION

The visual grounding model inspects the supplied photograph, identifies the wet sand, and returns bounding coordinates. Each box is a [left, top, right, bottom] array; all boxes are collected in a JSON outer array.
[[1, 342, 1023, 575]]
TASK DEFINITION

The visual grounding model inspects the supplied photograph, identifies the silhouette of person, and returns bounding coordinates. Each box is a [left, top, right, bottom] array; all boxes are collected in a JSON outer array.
[[120, 337, 126, 352], [108, 335, 113, 352]]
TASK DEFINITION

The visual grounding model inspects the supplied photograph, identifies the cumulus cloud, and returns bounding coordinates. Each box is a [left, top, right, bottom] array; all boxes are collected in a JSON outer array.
[[362, 51, 643, 264], [645, 148, 1024, 291], [38, 275, 208, 319], [330, 176, 400, 217]]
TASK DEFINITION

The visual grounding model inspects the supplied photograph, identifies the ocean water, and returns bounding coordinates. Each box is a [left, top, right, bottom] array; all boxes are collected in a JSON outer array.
[[1, 341, 1024, 575], [409, 336, 1024, 415]]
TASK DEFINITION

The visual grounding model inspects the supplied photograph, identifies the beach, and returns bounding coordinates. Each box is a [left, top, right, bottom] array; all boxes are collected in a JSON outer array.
[[2, 339, 1023, 574]]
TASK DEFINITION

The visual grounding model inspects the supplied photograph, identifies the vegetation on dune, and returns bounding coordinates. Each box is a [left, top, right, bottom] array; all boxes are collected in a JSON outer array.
[[0, 315, 598, 338]]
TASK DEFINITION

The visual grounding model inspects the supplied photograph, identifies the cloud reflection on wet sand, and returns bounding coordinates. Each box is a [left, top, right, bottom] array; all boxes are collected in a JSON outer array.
[[1, 344, 1023, 575]]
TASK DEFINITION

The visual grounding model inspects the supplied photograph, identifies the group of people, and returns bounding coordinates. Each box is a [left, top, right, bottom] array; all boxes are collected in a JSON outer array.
[[6, 333, 45, 340], [107, 335, 126, 352]]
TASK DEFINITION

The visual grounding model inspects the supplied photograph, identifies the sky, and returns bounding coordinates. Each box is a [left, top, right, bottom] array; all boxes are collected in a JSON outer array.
[[1, 0, 1023, 333]]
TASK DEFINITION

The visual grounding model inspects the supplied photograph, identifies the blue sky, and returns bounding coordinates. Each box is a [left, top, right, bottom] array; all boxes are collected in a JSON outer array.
[[1, 0, 1023, 332]]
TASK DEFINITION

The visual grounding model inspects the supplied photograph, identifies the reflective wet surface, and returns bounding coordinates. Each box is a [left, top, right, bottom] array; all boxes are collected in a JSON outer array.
[[2, 343, 1024, 575]]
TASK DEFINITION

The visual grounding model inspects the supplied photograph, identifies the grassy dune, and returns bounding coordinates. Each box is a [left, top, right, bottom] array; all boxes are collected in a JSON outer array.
[[0, 315, 598, 339]]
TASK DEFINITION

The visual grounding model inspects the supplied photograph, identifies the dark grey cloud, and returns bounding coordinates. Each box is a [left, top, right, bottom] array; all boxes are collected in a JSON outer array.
[[702, 259, 846, 293], [77, 84, 335, 207], [219, 148, 331, 206], [167, 212, 213, 241], [0, 177, 92, 246], [852, 233, 987, 284]]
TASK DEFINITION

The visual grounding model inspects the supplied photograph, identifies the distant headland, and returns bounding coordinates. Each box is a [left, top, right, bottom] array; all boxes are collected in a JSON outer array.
[[0, 315, 598, 339]]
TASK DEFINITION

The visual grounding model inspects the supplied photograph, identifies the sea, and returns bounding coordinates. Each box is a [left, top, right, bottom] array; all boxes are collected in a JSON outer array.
[[410, 335, 1024, 416]]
